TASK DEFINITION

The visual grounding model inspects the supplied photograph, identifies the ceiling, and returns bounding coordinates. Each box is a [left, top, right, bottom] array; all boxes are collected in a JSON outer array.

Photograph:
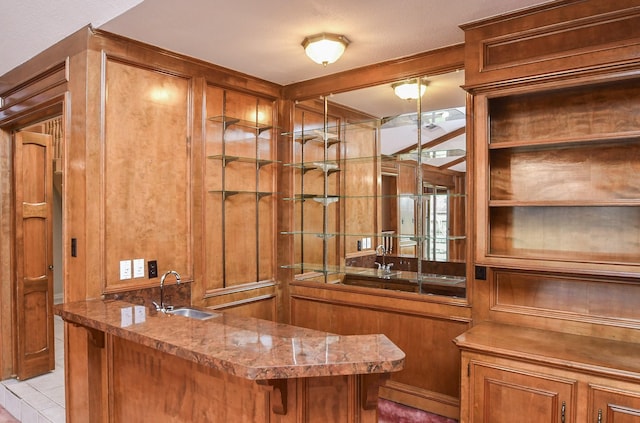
[[1, 0, 551, 173], [2, 0, 552, 86]]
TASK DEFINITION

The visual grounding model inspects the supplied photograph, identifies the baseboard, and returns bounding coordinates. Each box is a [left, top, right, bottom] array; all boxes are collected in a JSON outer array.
[[380, 381, 460, 420]]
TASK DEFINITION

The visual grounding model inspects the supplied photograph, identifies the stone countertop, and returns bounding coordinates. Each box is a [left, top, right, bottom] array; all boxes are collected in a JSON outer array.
[[55, 299, 405, 381]]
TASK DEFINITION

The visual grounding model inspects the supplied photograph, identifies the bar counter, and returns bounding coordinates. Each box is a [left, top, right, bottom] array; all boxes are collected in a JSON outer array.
[[56, 299, 405, 422]]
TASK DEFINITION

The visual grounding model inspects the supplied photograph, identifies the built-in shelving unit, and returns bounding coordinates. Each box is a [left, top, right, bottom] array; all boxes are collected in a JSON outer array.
[[283, 96, 467, 290], [204, 89, 277, 290], [476, 78, 640, 274]]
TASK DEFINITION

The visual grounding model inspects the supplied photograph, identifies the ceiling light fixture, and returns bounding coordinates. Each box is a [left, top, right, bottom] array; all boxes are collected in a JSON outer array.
[[302, 33, 350, 66], [392, 79, 428, 100]]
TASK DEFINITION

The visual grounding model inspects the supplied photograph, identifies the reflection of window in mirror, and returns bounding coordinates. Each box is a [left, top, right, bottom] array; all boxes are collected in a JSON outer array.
[[423, 184, 449, 261]]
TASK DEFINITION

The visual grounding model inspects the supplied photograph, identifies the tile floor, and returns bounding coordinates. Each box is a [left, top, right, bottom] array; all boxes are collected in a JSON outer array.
[[0, 316, 65, 423]]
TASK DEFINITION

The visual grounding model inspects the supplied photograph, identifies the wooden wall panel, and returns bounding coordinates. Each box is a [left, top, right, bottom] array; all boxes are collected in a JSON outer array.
[[343, 123, 378, 256], [0, 128, 11, 378], [462, 0, 640, 89], [490, 270, 640, 337], [103, 57, 191, 291], [290, 284, 471, 413], [111, 337, 272, 422]]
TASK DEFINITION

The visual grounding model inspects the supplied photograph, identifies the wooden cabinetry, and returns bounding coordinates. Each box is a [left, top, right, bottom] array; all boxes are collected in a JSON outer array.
[[468, 361, 575, 423], [590, 385, 640, 422], [475, 79, 640, 275], [455, 322, 640, 423], [464, 1, 640, 276], [460, 2, 640, 421]]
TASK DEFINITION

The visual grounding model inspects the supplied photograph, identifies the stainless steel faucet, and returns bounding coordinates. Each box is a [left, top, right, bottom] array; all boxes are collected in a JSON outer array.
[[375, 245, 394, 273], [153, 270, 181, 312]]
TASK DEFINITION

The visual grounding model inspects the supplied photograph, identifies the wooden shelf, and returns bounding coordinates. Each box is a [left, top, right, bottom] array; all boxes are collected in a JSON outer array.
[[479, 77, 640, 271]]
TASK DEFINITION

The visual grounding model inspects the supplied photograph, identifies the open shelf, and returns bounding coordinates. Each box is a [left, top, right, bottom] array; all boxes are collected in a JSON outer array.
[[208, 115, 274, 133], [479, 78, 640, 270]]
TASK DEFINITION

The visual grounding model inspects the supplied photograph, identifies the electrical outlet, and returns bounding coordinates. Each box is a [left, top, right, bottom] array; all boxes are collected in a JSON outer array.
[[148, 260, 158, 278]]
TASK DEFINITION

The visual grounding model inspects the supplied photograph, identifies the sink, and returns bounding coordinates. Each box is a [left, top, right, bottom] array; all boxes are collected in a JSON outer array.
[[167, 307, 218, 320]]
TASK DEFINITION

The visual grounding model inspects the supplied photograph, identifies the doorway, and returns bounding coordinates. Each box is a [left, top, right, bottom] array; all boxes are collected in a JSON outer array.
[[11, 115, 63, 381]]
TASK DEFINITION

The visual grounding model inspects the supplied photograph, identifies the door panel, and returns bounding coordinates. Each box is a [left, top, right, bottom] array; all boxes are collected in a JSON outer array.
[[591, 385, 640, 423], [15, 131, 54, 380], [471, 362, 576, 423]]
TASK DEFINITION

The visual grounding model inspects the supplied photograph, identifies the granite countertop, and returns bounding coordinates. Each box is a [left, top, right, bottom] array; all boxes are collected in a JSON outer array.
[[55, 299, 405, 381]]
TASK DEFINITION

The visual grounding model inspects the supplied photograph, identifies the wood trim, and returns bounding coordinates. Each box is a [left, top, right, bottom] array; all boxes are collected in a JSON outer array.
[[204, 280, 276, 298], [207, 293, 275, 310], [0, 61, 67, 123], [290, 282, 472, 322], [90, 28, 281, 100], [0, 26, 89, 94], [256, 379, 288, 415], [282, 44, 465, 101], [490, 269, 640, 331], [463, 0, 640, 90], [380, 380, 460, 420]]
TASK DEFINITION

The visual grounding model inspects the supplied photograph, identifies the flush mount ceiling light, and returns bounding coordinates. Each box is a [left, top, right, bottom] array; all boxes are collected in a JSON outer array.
[[392, 79, 428, 100], [302, 33, 350, 66]]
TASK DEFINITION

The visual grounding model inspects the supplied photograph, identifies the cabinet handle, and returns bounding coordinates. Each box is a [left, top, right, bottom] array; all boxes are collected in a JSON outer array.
[[561, 401, 566, 423], [597, 409, 602, 423]]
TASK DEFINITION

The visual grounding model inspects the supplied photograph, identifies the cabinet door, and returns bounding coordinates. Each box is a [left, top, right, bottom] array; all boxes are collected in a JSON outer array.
[[469, 362, 576, 423], [591, 385, 640, 423]]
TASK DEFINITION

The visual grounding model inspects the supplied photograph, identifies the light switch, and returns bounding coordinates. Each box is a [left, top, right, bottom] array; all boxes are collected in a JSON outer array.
[[133, 258, 145, 278], [120, 260, 132, 280]]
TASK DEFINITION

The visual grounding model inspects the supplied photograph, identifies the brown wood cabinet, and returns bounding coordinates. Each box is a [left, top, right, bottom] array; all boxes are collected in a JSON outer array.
[[474, 79, 640, 276], [455, 322, 640, 423], [460, 2, 640, 422]]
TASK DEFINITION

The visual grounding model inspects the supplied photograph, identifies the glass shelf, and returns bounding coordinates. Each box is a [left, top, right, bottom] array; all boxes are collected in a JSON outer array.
[[396, 149, 466, 161], [281, 230, 466, 241], [293, 131, 341, 147], [208, 115, 274, 133], [208, 190, 276, 199], [285, 152, 462, 168], [284, 108, 465, 138], [283, 192, 466, 201], [207, 154, 279, 167], [282, 194, 340, 203], [283, 263, 466, 286]]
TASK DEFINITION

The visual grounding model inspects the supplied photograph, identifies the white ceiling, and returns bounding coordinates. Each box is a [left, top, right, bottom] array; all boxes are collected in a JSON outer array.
[[2, 0, 552, 85], [1, 0, 552, 173]]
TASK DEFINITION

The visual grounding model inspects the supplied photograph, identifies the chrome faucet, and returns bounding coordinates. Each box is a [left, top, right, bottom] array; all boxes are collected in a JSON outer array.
[[153, 270, 181, 313], [375, 245, 394, 273]]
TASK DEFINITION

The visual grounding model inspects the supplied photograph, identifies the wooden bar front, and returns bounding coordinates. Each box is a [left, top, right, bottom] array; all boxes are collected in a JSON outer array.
[[56, 300, 405, 422]]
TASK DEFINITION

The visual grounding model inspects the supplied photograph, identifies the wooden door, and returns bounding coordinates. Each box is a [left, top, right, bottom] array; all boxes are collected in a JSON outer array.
[[14, 131, 54, 380], [591, 386, 640, 423], [469, 361, 575, 422]]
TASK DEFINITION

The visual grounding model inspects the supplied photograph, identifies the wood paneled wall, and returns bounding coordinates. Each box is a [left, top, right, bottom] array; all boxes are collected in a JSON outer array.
[[1, 24, 467, 418], [290, 283, 471, 419], [103, 57, 191, 292]]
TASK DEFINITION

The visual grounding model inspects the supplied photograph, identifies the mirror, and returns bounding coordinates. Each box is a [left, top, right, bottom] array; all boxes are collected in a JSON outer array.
[[289, 70, 467, 298]]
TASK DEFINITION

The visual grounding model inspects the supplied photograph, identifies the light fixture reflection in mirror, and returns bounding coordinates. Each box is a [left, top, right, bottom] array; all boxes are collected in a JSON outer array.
[[392, 79, 427, 100], [302, 33, 350, 66]]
